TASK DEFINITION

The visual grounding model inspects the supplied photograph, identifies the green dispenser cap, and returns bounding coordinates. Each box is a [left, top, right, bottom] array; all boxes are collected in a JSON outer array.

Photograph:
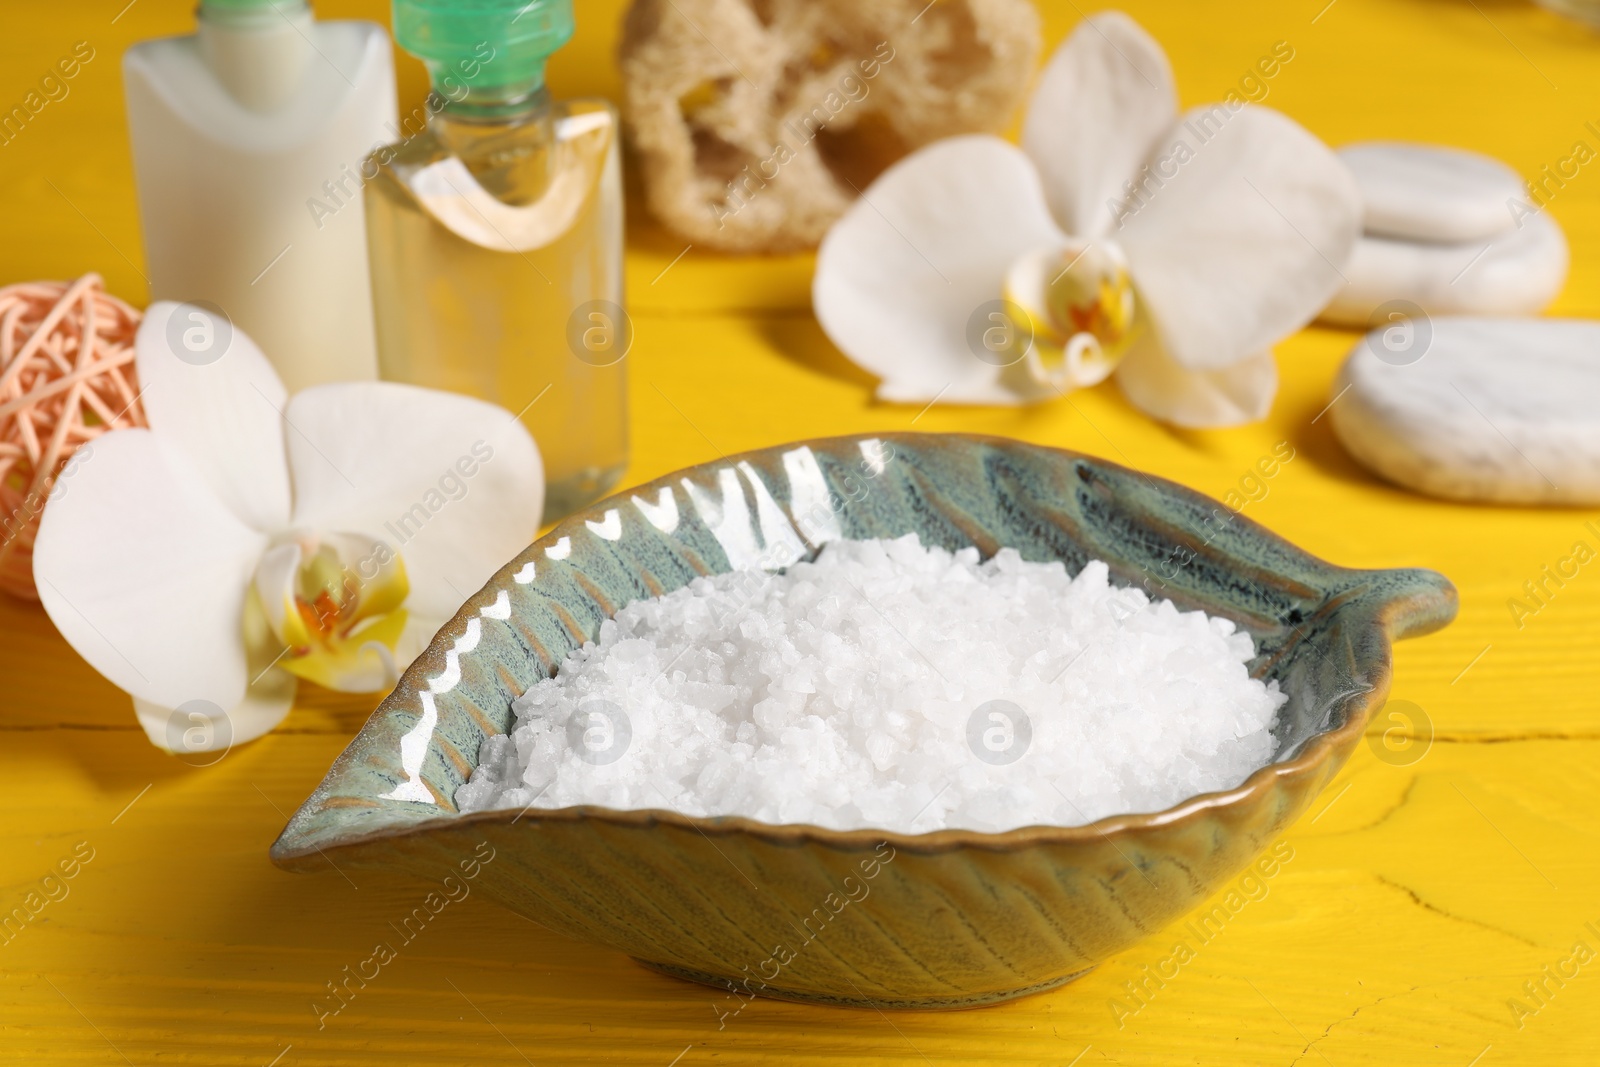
[[394, 0, 574, 101], [199, 0, 310, 24]]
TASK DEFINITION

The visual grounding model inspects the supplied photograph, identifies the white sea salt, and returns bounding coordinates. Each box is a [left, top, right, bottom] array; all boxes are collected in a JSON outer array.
[[456, 534, 1286, 833]]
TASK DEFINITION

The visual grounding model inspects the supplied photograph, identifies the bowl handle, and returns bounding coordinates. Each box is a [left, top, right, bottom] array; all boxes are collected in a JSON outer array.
[[1374, 567, 1459, 641]]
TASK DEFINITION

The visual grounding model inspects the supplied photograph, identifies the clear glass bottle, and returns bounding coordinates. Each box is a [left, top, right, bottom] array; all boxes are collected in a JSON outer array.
[[365, 0, 626, 521]]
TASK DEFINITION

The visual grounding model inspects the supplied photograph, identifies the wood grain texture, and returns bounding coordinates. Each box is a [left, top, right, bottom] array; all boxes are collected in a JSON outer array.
[[4, 0, 1600, 1063]]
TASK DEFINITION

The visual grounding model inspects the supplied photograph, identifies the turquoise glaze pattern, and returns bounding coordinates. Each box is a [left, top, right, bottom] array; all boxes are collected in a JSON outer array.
[[272, 433, 1457, 1008]]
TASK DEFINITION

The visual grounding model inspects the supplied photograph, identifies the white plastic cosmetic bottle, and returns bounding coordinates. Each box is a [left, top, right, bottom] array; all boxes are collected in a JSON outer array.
[[123, 0, 396, 391]]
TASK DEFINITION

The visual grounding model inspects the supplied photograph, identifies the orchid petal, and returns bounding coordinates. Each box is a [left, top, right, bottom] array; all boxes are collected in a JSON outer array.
[[1115, 333, 1277, 428], [135, 302, 292, 533], [33, 429, 267, 711], [813, 135, 1069, 404], [283, 382, 544, 623], [1117, 105, 1362, 370], [1022, 11, 1176, 239], [252, 542, 306, 646], [133, 668, 295, 753]]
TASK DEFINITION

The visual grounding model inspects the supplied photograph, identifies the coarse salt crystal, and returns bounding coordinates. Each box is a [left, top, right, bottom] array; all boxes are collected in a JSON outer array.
[[456, 534, 1286, 832]]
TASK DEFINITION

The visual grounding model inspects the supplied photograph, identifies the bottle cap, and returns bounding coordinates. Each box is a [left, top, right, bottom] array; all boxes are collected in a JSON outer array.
[[199, 0, 310, 24], [394, 0, 574, 98]]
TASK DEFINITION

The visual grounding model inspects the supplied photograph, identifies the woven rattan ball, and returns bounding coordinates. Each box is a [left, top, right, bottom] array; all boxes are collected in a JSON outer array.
[[0, 274, 146, 599]]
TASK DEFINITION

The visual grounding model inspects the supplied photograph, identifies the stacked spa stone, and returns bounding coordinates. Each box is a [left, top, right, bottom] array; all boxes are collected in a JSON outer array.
[[1322, 143, 1600, 506], [1321, 142, 1568, 327]]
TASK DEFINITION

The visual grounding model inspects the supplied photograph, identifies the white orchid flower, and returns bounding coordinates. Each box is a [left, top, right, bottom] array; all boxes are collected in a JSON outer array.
[[814, 11, 1362, 427], [33, 302, 544, 753]]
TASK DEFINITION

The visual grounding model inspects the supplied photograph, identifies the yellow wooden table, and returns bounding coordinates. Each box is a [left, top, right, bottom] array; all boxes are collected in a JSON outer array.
[[4, 0, 1600, 1063]]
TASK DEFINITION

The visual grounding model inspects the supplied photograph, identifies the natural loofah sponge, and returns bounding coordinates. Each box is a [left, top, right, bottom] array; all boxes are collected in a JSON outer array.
[[620, 0, 1041, 253]]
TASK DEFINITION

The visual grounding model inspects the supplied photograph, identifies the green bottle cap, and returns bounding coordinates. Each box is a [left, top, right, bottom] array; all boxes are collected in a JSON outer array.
[[394, 0, 574, 100], [199, 0, 309, 24]]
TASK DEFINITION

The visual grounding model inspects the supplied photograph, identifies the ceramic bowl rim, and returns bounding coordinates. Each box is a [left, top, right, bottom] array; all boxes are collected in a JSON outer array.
[[271, 432, 1455, 865]]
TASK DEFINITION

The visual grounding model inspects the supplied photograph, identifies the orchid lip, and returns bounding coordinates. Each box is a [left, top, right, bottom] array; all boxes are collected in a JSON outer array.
[[246, 530, 410, 693], [1001, 239, 1143, 395]]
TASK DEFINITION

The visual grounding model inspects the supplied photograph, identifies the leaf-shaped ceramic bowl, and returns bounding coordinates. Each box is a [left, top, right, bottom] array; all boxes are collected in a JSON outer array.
[[271, 433, 1455, 1009]]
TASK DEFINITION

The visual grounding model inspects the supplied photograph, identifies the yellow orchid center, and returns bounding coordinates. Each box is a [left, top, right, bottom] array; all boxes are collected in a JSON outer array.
[[244, 532, 410, 693], [1002, 241, 1143, 391]]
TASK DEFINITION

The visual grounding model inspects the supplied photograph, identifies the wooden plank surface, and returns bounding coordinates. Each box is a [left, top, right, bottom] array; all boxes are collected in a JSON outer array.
[[4, 0, 1600, 1063]]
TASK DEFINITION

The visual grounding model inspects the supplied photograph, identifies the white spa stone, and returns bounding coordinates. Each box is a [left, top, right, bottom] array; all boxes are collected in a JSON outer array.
[[1330, 317, 1600, 504], [1319, 210, 1567, 327], [1340, 142, 1525, 243]]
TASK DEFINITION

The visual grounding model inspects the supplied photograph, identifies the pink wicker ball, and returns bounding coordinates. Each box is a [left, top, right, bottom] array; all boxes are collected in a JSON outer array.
[[0, 274, 146, 599]]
